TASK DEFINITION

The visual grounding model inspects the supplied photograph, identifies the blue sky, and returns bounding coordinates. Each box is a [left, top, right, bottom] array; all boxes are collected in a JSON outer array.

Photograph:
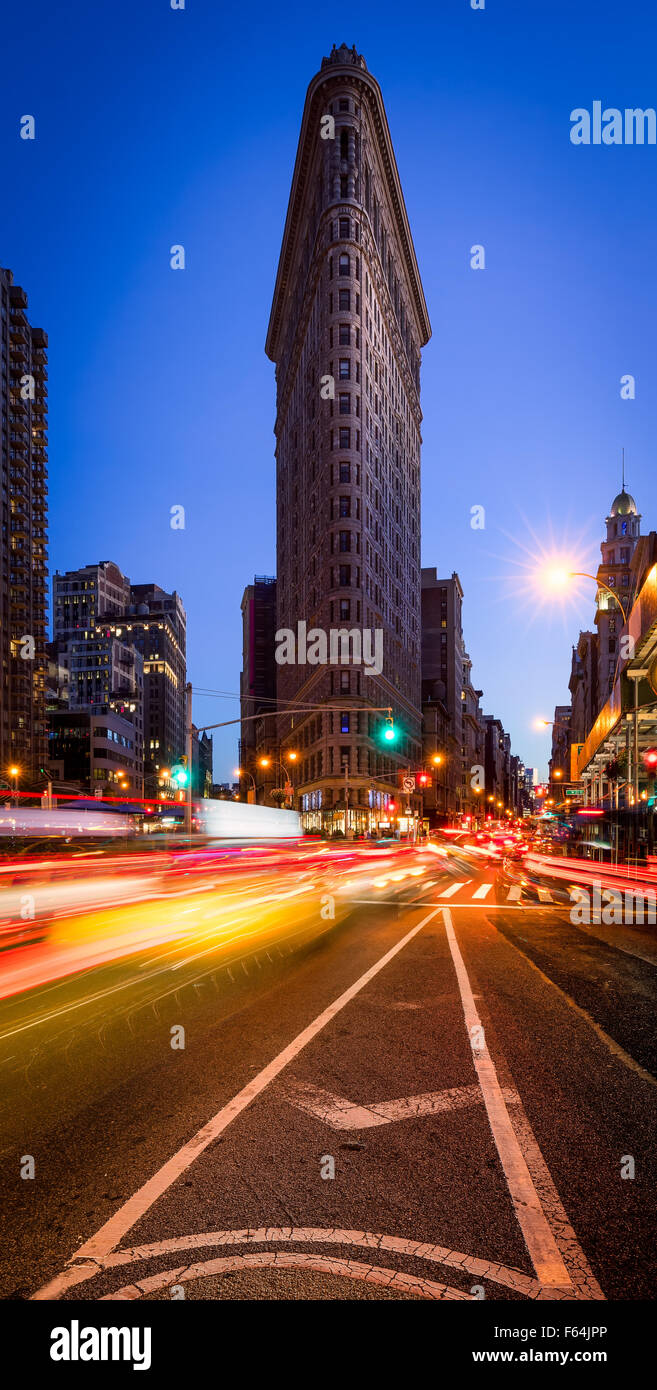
[[2, 0, 656, 779]]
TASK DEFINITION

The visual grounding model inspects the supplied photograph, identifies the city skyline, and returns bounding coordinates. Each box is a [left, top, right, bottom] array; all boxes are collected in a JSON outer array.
[[2, 2, 656, 779]]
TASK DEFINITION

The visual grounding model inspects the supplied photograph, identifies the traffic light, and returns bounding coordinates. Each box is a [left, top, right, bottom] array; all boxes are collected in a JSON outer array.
[[643, 747, 657, 770], [171, 757, 189, 788], [382, 715, 396, 743]]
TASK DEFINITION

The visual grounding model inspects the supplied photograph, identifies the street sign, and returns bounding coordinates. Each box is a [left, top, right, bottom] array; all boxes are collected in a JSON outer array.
[[402, 776, 415, 792]]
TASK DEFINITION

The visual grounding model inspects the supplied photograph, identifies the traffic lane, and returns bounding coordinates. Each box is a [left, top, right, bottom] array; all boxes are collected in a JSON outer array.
[[32, 904, 599, 1303], [0, 876, 356, 1155], [462, 906, 657, 1301], [114, 907, 530, 1293], [2, 897, 447, 1299], [498, 864, 657, 964], [0, 862, 339, 1000], [489, 906, 657, 1077]]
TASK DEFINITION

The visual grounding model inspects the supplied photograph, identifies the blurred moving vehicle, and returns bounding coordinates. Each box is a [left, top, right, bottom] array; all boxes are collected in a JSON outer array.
[[0, 807, 134, 841]]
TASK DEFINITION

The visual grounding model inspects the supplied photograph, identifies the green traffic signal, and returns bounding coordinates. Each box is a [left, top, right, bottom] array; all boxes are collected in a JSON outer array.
[[171, 763, 189, 787]]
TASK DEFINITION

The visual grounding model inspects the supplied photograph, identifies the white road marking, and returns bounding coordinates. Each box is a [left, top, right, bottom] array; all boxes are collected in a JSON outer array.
[[284, 1078, 519, 1130], [536, 887, 553, 903], [471, 883, 493, 900], [506, 884, 522, 902], [437, 880, 470, 898], [49, 1225, 545, 1299], [100, 1250, 470, 1301], [32, 905, 443, 1296], [443, 908, 572, 1288]]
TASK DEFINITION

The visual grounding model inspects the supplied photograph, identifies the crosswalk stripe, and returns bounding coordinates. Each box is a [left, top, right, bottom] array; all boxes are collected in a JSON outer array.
[[536, 887, 553, 903], [506, 884, 522, 901], [438, 880, 471, 899], [471, 883, 493, 900]]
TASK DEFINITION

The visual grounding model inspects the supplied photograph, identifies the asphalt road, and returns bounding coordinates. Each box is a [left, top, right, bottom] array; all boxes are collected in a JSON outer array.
[[1, 858, 656, 1303]]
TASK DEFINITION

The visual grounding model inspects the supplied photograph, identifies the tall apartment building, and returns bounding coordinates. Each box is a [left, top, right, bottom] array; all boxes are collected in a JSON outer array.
[[104, 583, 186, 799], [421, 570, 464, 742], [53, 561, 130, 641], [1, 267, 48, 780], [421, 569, 485, 823], [239, 576, 277, 801], [52, 565, 186, 799], [266, 44, 431, 833], [483, 715, 506, 805]]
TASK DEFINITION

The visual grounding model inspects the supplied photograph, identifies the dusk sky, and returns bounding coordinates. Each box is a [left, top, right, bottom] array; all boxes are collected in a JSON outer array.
[[3, 0, 656, 779]]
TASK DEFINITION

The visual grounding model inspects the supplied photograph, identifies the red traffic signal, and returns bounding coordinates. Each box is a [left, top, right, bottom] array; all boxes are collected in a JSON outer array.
[[388, 800, 396, 812], [643, 747, 657, 769]]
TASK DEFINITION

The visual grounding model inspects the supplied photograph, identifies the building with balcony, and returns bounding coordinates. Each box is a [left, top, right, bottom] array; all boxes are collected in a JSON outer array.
[[1, 267, 48, 782], [51, 565, 186, 799]]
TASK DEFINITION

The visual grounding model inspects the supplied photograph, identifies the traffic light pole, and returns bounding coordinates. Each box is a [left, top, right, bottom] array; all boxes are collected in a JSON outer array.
[[185, 681, 193, 839]]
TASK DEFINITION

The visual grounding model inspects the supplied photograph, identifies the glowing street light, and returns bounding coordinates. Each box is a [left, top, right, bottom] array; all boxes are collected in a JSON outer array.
[[8, 765, 20, 805], [542, 566, 628, 623]]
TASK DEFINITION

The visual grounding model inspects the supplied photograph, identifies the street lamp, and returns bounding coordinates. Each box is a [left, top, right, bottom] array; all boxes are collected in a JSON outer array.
[[234, 767, 256, 799], [259, 753, 298, 806], [9, 765, 19, 806], [545, 568, 628, 624]]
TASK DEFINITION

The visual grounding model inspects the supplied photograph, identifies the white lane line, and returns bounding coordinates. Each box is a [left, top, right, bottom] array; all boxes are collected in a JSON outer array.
[[56, 1225, 544, 1299], [284, 1078, 520, 1130], [471, 883, 493, 900], [100, 1251, 470, 1302], [437, 880, 471, 899], [442, 909, 571, 1289], [506, 885, 523, 902], [33, 904, 442, 1294]]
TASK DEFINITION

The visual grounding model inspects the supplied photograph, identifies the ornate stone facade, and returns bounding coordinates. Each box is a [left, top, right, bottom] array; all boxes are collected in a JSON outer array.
[[266, 46, 431, 833]]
